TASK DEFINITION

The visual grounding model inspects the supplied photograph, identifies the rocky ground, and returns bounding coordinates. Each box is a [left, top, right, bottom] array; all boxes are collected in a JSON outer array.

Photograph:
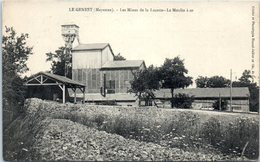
[[34, 118, 237, 161]]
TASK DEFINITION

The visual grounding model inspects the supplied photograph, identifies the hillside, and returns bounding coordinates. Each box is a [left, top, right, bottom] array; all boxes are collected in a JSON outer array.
[[4, 98, 259, 161]]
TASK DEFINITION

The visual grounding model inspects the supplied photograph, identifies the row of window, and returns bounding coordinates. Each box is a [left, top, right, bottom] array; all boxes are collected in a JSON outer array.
[[105, 80, 131, 94], [74, 70, 134, 82], [73, 69, 133, 93]]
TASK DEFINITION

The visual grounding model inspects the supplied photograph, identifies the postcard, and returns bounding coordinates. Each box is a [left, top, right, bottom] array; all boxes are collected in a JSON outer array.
[[2, 1, 259, 161]]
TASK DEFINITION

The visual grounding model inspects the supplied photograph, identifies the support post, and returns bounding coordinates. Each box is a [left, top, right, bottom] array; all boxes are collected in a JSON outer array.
[[40, 75, 43, 84], [230, 69, 233, 112], [73, 87, 77, 104], [62, 84, 66, 104], [103, 74, 106, 97], [83, 87, 85, 104]]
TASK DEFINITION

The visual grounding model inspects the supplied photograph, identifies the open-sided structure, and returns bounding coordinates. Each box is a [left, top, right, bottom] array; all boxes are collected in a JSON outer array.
[[25, 72, 85, 103], [152, 87, 250, 112]]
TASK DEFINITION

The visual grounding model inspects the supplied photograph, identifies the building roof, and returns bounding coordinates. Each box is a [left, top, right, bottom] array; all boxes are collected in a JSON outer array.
[[72, 43, 109, 51], [61, 24, 79, 28], [41, 72, 85, 86], [101, 60, 145, 70], [26, 72, 85, 87], [71, 93, 138, 101], [154, 87, 250, 99]]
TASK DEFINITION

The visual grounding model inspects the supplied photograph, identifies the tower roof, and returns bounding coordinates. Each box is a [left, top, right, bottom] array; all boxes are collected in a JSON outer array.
[[72, 43, 109, 51], [101, 60, 145, 70], [61, 24, 79, 28]]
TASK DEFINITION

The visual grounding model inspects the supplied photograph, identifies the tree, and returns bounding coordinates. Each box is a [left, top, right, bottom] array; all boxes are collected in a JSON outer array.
[[160, 57, 193, 108], [233, 70, 253, 87], [195, 76, 209, 88], [196, 76, 230, 88], [46, 47, 72, 78], [248, 86, 259, 112], [129, 65, 160, 106], [239, 70, 253, 85], [114, 53, 126, 61], [2, 26, 32, 128], [233, 70, 259, 112], [206, 76, 230, 88]]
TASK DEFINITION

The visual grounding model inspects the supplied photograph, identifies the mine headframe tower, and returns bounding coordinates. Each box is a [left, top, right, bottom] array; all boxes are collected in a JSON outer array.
[[61, 24, 80, 77]]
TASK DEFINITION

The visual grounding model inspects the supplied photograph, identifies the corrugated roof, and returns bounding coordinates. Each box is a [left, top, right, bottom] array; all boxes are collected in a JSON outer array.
[[154, 87, 250, 98], [101, 60, 144, 69], [71, 93, 137, 101], [28, 72, 85, 87], [72, 43, 109, 51]]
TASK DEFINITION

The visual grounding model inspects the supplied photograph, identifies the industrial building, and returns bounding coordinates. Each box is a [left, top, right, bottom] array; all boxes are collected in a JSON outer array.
[[70, 41, 250, 111], [71, 43, 145, 106], [25, 24, 251, 111], [152, 87, 250, 112]]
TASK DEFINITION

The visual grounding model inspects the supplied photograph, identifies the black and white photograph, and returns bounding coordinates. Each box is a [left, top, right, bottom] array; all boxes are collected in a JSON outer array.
[[2, 1, 260, 161]]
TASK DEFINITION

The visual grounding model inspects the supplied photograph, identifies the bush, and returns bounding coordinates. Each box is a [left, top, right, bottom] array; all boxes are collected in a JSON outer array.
[[163, 112, 201, 150], [3, 76, 27, 129], [171, 93, 194, 108], [213, 99, 228, 111], [201, 117, 259, 159], [201, 118, 223, 147], [249, 86, 259, 112], [223, 117, 259, 158], [3, 109, 48, 161]]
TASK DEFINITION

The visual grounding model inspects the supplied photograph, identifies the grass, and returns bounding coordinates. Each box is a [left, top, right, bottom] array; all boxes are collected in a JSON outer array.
[[3, 107, 49, 161], [25, 98, 259, 159]]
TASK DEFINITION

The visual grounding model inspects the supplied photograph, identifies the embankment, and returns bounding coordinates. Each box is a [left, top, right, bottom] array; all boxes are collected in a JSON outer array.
[[4, 98, 258, 160]]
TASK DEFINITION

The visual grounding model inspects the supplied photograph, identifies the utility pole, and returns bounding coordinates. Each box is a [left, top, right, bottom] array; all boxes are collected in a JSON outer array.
[[230, 69, 233, 112], [101, 74, 106, 97]]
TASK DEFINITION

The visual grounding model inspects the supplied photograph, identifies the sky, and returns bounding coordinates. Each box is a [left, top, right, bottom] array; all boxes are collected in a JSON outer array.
[[3, 1, 259, 86]]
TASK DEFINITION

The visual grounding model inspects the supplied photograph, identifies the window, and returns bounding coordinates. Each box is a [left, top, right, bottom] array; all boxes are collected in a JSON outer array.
[[106, 80, 115, 94], [125, 81, 130, 91], [78, 69, 82, 82], [92, 71, 97, 89]]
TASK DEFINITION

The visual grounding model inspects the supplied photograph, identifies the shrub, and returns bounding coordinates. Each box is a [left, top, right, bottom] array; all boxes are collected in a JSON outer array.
[[223, 117, 259, 159], [171, 93, 194, 108], [201, 117, 259, 159], [163, 112, 201, 150], [3, 108, 48, 161], [212, 99, 228, 111], [201, 117, 223, 147]]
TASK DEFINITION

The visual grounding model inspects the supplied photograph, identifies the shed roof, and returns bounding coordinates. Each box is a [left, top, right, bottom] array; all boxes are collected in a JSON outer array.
[[26, 72, 85, 87], [101, 60, 145, 70], [72, 43, 109, 51], [41, 72, 85, 86], [154, 87, 250, 99]]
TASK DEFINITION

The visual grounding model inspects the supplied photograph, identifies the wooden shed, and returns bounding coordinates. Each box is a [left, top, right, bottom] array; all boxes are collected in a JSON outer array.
[[25, 72, 86, 103]]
